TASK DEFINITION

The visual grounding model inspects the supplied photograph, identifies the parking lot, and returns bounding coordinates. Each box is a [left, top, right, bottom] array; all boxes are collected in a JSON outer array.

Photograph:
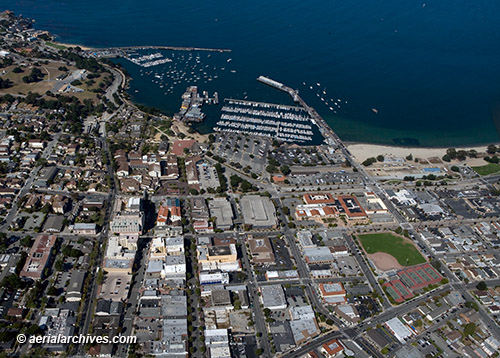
[[270, 236, 295, 270], [333, 256, 360, 276], [288, 170, 363, 186], [214, 133, 270, 174], [270, 146, 331, 166], [197, 162, 220, 190]]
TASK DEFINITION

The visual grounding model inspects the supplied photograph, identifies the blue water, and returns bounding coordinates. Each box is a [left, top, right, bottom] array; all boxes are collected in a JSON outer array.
[[4, 0, 500, 146]]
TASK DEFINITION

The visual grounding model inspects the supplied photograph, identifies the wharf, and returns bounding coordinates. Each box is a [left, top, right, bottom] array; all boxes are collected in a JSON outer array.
[[257, 75, 340, 147], [86, 45, 231, 58]]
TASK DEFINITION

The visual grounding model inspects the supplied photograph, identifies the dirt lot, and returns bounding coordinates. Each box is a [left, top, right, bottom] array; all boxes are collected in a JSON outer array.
[[367, 252, 403, 271]]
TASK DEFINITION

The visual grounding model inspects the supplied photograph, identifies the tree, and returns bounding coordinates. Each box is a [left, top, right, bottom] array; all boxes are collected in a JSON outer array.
[[463, 322, 476, 336], [47, 286, 58, 296], [362, 157, 377, 166], [280, 165, 291, 175], [0, 78, 12, 89], [442, 154, 451, 162], [406, 154, 413, 161], [266, 164, 278, 173], [446, 148, 457, 160], [377, 155, 384, 162], [487, 144, 497, 154], [450, 166, 460, 172], [22, 68, 45, 83], [54, 259, 64, 272], [476, 281, 487, 291]]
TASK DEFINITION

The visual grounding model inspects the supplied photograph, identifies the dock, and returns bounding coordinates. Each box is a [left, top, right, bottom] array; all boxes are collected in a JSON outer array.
[[85, 45, 231, 58], [257, 75, 339, 147], [214, 98, 316, 143]]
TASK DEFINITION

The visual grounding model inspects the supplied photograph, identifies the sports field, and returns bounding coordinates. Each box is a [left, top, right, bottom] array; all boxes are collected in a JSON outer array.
[[472, 163, 500, 176], [358, 232, 426, 267]]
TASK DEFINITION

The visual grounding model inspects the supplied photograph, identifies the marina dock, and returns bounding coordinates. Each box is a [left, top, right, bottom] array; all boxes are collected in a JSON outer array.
[[85, 45, 231, 58], [214, 98, 316, 143], [257, 75, 339, 147]]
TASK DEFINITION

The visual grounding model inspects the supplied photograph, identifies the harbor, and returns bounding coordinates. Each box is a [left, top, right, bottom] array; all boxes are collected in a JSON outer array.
[[118, 50, 236, 96], [214, 98, 318, 144]]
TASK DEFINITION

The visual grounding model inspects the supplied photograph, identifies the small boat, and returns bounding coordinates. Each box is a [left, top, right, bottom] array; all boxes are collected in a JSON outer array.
[[329, 107, 334, 110], [227, 58, 232, 62], [316, 82, 321, 86], [372, 108, 378, 114]]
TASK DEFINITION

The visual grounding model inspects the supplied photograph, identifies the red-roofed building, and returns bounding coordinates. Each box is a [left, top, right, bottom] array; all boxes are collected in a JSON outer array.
[[20, 234, 57, 280], [171, 139, 197, 156], [193, 219, 214, 233], [338, 196, 367, 219], [321, 339, 344, 357], [303, 193, 335, 204], [318, 283, 347, 305], [157, 198, 182, 226], [272, 175, 286, 183]]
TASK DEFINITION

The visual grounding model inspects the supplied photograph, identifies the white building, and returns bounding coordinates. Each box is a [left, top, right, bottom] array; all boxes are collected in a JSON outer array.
[[385, 317, 414, 343]]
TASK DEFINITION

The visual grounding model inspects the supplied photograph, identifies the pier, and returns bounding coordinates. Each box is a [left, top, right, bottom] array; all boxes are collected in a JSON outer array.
[[85, 45, 231, 58], [257, 75, 339, 147]]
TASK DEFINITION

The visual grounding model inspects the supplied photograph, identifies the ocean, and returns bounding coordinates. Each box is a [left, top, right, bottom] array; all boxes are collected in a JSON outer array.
[[3, 0, 500, 146]]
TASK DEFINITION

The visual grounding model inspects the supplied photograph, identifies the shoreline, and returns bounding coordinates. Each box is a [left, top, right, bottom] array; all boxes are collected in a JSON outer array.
[[50, 40, 94, 51], [345, 142, 495, 166], [42, 39, 498, 152]]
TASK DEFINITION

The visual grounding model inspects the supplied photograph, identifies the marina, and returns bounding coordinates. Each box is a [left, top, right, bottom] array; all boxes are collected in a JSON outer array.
[[214, 98, 318, 144], [256, 76, 343, 148]]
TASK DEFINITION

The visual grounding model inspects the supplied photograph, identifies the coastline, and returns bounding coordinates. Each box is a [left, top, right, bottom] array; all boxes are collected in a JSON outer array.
[[345, 142, 493, 166], [41, 39, 497, 152], [51, 40, 94, 51]]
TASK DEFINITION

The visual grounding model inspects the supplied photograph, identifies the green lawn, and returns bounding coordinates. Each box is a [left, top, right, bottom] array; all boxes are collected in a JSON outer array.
[[358, 232, 426, 266], [45, 41, 68, 50], [472, 163, 500, 176]]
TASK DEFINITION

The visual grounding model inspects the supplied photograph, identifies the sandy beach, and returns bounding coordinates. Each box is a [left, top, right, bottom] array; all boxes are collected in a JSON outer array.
[[346, 143, 490, 166], [52, 41, 94, 51]]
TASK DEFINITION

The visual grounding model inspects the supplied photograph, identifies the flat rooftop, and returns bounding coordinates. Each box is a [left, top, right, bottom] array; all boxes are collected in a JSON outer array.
[[240, 195, 277, 228]]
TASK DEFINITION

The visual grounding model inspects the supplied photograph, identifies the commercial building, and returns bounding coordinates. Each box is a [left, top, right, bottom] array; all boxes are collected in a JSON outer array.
[[303, 247, 335, 264], [260, 284, 287, 310], [240, 195, 277, 229], [66, 270, 86, 302], [321, 339, 344, 357], [200, 272, 230, 285], [208, 198, 234, 230], [384, 317, 414, 343], [318, 282, 347, 305], [248, 236, 275, 265], [72, 223, 97, 235], [205, 329, 231, 358], [303, 193, 336, 205], [157, 198, 182, 227], [198, 244, 240, 272], [110, 197, 144, 234], [20, 234, 57, 280]]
